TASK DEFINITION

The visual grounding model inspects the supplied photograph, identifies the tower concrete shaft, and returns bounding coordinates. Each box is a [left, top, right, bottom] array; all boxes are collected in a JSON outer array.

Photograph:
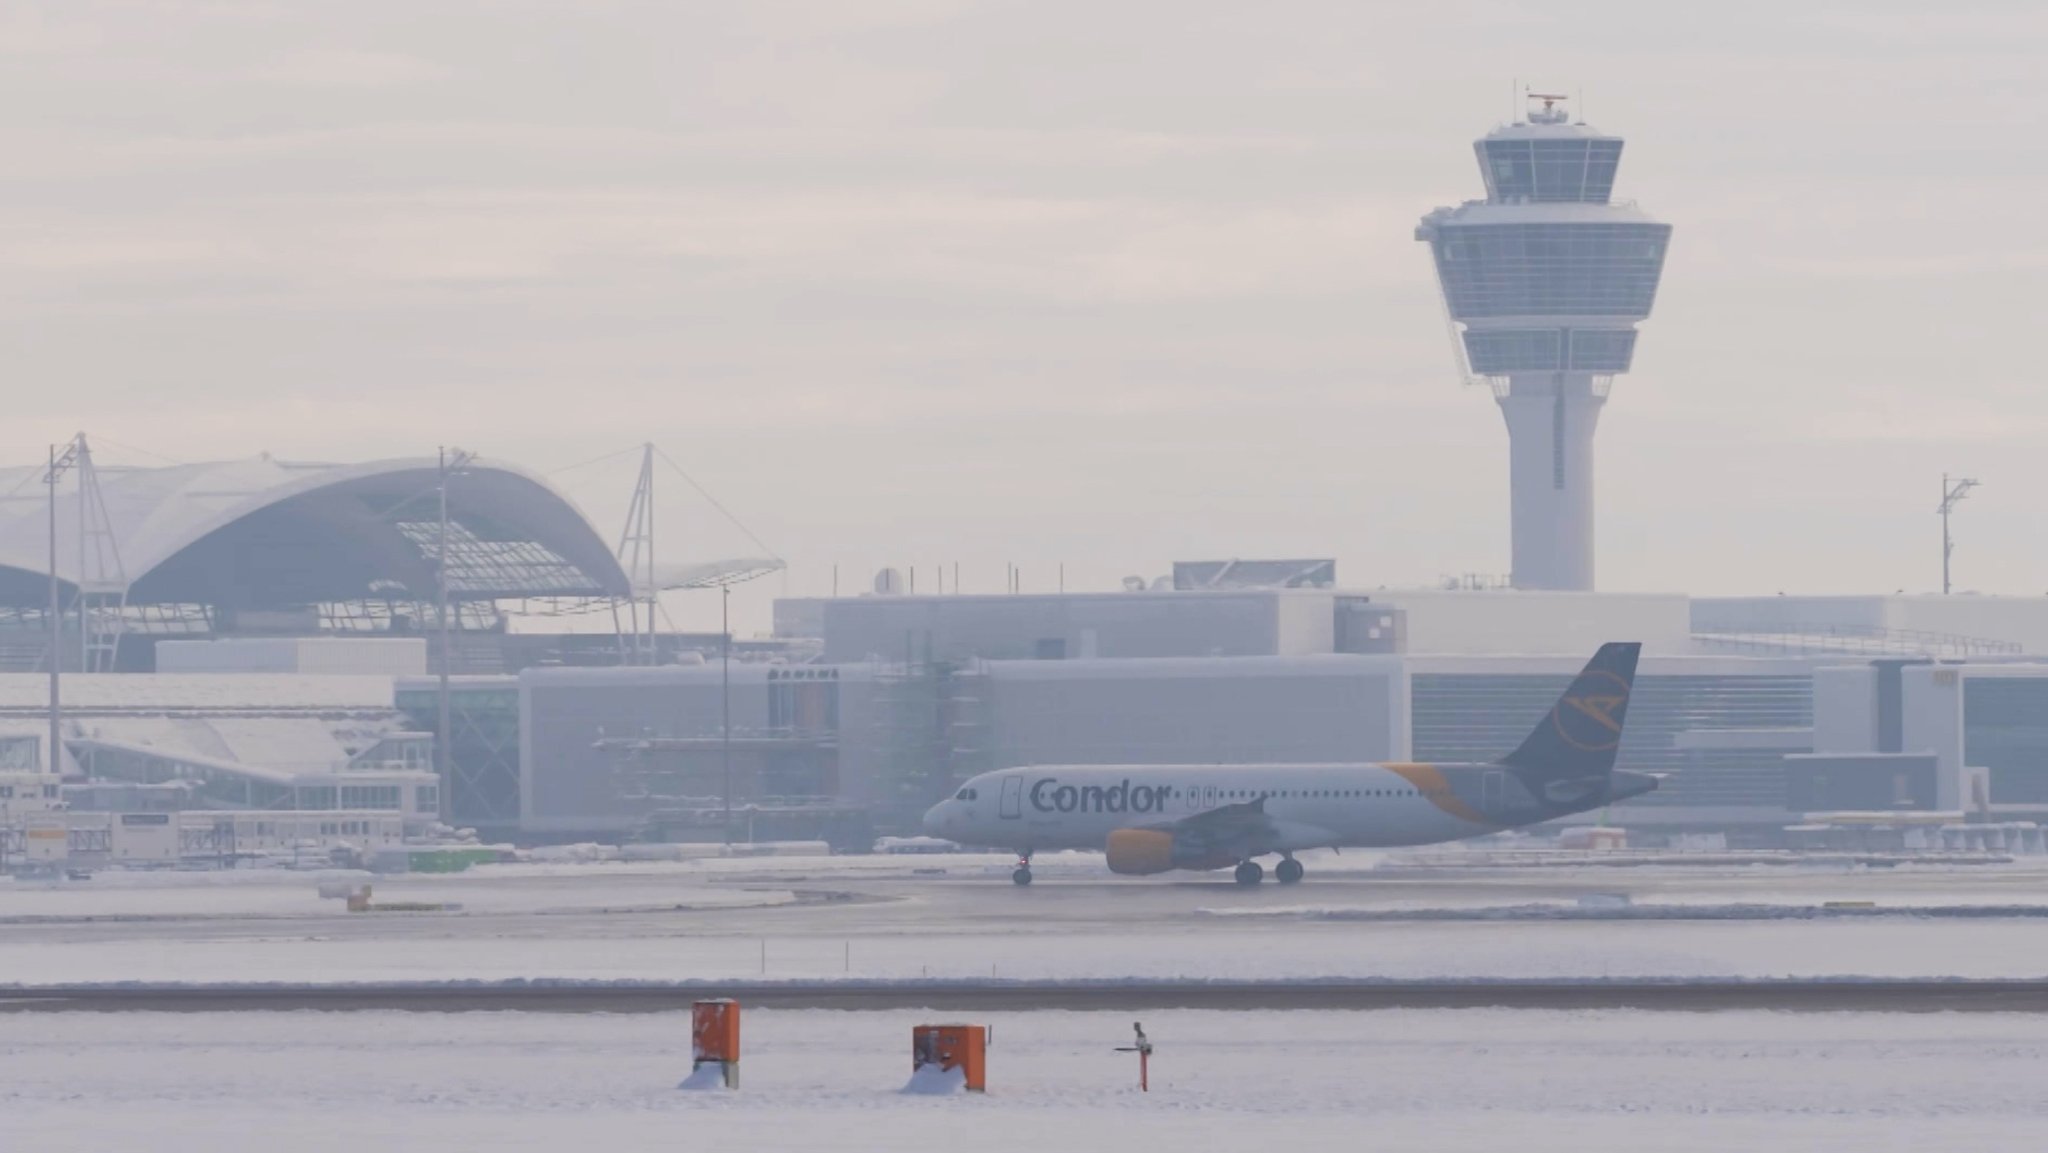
[[1416, 94, 1670, 591], [1498, 373, 1603, 590]]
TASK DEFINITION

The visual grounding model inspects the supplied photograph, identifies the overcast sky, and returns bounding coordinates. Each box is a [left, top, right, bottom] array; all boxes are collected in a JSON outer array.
[[4, 1, 2045, 631]]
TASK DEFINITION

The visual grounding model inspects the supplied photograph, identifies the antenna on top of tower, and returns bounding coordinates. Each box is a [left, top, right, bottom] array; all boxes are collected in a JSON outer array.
[[1526, 91, 1571, 124]]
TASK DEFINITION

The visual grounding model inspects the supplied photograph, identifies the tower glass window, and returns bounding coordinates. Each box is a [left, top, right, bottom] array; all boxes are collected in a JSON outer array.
[[1583, 140, 1623, 203], [1430, 223, 1671, 318], [1480, 138, 1623, 203]]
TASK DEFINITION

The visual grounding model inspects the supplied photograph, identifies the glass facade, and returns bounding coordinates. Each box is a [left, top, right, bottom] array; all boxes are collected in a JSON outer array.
[[1481, 138, 1624, 204], [0, 736, 37, 771], [338, 785, 403, 810], [1430, 222, 1672, 319], [394, 520, 598, 597], [769, 667, 841, 732], [396, 681, 522, 826], [1463, 328, 1637, 374], [1962, 678, 2048, 803], [1413, 673, 1812, 809]]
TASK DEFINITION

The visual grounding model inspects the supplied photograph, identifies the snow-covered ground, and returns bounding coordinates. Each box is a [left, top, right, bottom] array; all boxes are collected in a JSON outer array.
[[2, 1008, 2043, 1151], [0, 863, 801, 920], [15, 919, 2048, 986]]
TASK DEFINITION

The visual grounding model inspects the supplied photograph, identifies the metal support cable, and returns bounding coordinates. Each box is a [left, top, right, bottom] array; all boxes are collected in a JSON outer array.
[[652, 445, 782, 562], [543, 444, 644, 477]]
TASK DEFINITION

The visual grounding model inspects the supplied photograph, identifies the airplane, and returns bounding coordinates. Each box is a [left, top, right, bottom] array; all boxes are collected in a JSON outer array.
[[922, 642, 1655, 885]]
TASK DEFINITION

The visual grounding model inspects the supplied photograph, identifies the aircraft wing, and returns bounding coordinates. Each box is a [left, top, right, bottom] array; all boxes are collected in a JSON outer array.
[[1137, 797, 1337, 858]]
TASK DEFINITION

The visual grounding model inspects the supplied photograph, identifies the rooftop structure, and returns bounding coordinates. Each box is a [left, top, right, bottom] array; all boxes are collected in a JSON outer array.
[[1416, 93, 1672, 591], [1692, 595, 2048, 657], [0, 444, 786, 676], [0, 452, 631, 670], [779, 584, 1697, 663]]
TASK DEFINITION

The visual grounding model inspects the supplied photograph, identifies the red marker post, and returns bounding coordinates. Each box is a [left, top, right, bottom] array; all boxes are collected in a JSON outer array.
[[1115, 1022, 1154, 1092], [691, 999, 741, 1089]]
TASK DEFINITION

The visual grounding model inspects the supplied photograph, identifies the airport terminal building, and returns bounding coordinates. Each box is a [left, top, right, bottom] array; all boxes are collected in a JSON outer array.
[[480, 583, 2048, 846], [4, 442, 2048, 856], [471, 584, 1848, 843]]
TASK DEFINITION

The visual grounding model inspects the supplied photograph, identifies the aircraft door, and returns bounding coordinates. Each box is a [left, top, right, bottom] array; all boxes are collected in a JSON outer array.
[[1481, 770, 1506, 818], [999, 776, 1023, 820], [1200, 785, 1218, 810]]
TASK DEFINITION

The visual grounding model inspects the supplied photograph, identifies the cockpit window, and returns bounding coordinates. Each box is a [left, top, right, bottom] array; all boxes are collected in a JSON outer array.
[[955, 788, 971, 800]]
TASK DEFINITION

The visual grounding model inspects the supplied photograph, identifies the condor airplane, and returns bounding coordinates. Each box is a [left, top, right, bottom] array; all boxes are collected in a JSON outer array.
[[922, 642, 1654, 885]]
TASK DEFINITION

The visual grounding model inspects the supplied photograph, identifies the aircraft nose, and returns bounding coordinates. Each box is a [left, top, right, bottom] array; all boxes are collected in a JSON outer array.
[[922, 801, 950, 835]]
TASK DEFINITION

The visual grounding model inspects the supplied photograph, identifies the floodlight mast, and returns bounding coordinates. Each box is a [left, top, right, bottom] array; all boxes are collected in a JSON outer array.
[[45, 438, 82, 779], [722, 582, 730, 846], [1939, 473, 1980, 596]]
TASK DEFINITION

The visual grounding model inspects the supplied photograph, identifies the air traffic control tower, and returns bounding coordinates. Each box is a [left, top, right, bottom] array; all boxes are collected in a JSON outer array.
[[1416, 95, 1671, 590]]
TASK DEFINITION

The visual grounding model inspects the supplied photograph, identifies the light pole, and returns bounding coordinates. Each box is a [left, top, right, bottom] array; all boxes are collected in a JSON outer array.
[[1939, 473, 1980, 596], [45, 438, 80, 778], [721, 582, 731, 848], [436, 447, 475, 822]]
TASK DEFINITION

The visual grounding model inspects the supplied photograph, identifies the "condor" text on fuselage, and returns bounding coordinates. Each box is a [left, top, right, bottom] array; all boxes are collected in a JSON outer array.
[[1028, 777, 1172, 815]]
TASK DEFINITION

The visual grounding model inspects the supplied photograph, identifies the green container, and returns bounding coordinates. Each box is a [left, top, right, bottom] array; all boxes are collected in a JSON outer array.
[[404, 847, 501, 873]]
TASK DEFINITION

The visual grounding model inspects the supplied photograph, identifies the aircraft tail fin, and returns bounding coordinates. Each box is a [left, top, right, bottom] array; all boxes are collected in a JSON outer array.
[[1499, 642, 1641, 789]]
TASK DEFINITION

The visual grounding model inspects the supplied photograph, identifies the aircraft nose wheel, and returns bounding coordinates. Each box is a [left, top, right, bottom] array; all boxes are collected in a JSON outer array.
[[1233, 860, 1264, 886], [1275, 858, 1304, 885], [1012, 855, 1033, 886]]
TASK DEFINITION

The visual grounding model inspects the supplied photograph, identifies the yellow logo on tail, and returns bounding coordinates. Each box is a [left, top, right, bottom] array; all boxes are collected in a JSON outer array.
[[1564, 693, 1625, 733], [1552, 670, 1631, 752]]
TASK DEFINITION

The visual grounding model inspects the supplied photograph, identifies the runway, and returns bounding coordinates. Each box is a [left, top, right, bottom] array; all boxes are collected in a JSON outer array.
[[10, 977, 2048, 1014], [9, 854, 2048, 988]]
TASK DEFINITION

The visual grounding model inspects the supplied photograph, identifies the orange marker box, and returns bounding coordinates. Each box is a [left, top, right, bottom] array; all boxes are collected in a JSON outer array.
[[692, 999, 741, 1088], [912, 1024, 987, 1092]]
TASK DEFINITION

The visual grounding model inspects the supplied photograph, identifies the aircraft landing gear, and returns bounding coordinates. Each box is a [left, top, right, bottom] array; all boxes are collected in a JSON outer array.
[[1012, 853, 1033, 886], [1233, 860, 1264, 886], [1275, 857, 1304, 885]]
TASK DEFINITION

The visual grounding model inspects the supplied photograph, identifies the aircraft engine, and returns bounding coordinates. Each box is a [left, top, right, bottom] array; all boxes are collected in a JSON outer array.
[[1105, 828, 1236, 875], [1105, 829, 1175, 875]]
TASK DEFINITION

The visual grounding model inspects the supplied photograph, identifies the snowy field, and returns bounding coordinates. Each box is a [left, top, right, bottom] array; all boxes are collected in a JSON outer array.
[[2, 1008, 2045, 1151]]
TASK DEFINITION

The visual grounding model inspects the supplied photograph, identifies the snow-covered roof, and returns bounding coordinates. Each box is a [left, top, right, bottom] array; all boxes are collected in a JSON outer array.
[[0, 673, 399, 712], [0, 455, 629, 607]]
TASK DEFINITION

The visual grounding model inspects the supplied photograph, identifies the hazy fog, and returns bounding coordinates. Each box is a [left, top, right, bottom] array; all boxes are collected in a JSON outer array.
[[3, 1, 2044, 630]]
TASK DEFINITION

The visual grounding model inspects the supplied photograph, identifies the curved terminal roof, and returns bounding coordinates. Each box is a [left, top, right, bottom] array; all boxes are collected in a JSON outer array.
[[0, 456, 631, 609]]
